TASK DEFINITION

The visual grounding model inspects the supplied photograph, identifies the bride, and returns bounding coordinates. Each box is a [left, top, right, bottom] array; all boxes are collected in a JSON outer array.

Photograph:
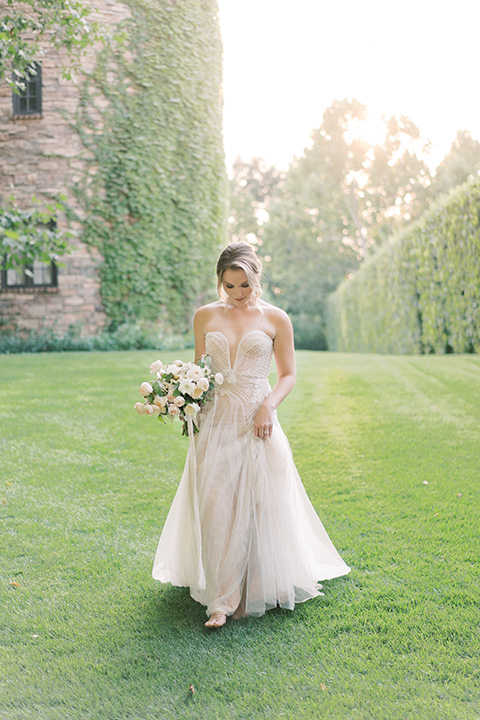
[[152, 242, 350, 628]]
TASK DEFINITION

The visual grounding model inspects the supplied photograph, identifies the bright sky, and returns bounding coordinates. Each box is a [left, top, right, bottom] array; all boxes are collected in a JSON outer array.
[[217, 0, 480, 173]]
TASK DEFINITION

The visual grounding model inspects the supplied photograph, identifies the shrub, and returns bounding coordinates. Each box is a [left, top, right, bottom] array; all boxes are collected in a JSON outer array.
[[327, 180, 480, 354], [0, 322, 194, 354]]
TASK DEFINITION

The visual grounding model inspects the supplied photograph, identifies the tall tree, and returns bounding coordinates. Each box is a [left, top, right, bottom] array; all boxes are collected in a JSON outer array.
[[227, 157, 284, 244], [258, 99, 433, 347]]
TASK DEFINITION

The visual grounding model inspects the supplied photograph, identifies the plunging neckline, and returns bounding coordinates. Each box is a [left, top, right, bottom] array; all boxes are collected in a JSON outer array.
[[205, 329, 273, 369]]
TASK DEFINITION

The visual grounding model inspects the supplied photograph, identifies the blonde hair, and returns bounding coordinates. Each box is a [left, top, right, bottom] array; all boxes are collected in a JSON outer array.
[[216, 242, 263, 305]]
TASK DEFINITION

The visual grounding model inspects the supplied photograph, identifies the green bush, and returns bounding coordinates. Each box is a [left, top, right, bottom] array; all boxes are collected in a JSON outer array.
[[327, 180, 480, 354], [0, 323, 194, 354]]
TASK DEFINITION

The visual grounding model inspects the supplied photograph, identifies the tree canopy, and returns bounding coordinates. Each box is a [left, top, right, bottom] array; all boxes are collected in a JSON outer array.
[[228, 99, 480, 349]]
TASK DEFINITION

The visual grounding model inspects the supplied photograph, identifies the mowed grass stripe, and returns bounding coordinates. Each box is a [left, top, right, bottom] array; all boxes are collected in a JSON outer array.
[[1, 350, 479, 720]]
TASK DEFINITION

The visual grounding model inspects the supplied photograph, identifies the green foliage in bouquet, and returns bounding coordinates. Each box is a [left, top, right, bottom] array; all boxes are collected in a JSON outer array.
[[69, 0, 226, 332], [326, 179, 480, 354]]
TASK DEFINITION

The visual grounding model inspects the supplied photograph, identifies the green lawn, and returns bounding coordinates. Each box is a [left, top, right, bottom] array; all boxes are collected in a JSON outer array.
[[1, 350, 479, 720]]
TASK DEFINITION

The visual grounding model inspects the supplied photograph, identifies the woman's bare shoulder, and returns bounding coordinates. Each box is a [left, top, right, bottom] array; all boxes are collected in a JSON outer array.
[[260, 301, 292, 331], [194, 302, 224, 327]]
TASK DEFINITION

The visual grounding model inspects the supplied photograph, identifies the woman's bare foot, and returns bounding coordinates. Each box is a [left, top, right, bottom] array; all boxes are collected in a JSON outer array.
[[205, 612, 227, 628]]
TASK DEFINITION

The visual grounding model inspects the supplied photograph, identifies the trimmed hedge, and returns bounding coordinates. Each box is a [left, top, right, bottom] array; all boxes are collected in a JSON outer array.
[[327, 180, 480, 354]]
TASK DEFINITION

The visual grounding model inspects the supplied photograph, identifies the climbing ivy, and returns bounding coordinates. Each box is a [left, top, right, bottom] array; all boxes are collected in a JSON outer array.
[[70, 0, 226, 332]]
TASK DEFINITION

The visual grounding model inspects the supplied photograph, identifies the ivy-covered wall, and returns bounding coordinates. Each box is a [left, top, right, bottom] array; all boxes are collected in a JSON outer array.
[[72, 0, 226, 332], [326, 180, 480, 354]]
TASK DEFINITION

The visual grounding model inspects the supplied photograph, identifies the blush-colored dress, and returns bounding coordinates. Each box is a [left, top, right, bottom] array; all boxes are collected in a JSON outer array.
[[152, 330, 350, 617]]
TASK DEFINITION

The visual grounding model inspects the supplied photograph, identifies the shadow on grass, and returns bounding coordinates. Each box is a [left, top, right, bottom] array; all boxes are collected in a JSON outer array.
[[135, 579, 343, 643]]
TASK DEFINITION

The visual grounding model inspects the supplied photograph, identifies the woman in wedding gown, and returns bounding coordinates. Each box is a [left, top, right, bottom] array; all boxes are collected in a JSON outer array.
[[152, 242, 350, 628]]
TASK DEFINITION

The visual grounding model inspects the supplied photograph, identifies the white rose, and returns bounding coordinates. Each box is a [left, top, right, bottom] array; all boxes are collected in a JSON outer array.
[[187, 366, 203, 381], [197, 377, 209, 392], [174, 396, 186, 407], [150, 360, 163, 374], [144, 403, 154, 415], [153, 395, 167, 408], [168, 404, 180, 416], [184, 402, 200, 416], [151, 404, 161, 416], [179, 378, 195, 395], [134, 402, 146, 415], [139, 382, 153, 397], [214, 373, 224, 385]]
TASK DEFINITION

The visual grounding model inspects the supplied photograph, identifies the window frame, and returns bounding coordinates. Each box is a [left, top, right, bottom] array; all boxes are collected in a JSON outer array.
[[12, 62, 42, 116], [0, 259, 58, 291]]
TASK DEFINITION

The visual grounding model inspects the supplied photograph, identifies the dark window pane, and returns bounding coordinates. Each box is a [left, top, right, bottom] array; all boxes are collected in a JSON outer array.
[[29, 96, 38, 112], [19, 97, 27, 112]]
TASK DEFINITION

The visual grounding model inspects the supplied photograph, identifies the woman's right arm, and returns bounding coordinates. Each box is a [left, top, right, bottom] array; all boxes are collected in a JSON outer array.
[[193, 306, 208, 362]]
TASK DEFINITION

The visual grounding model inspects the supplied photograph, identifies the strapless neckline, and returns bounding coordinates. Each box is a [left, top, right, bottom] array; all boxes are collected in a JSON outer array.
[[205, 329, 273, 369]]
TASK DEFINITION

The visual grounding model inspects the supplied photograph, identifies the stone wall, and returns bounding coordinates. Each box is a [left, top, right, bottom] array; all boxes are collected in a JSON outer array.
[[0, 0, 130, 335]]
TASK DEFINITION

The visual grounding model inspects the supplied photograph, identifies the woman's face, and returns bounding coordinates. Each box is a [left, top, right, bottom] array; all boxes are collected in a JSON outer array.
[[222, 268, 254, 306]]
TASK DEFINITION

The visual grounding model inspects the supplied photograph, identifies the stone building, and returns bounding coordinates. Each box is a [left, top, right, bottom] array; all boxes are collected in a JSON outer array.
[[0, 1, 130, 335]]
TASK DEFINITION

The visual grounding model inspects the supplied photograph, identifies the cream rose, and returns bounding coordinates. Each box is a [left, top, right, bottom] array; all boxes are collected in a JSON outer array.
[[149, 360, 163, 374], [165, 364, 181, 379], [197, 377, 209, 392], [191, 385, 204, 399], [153, 395, 167, 409], [134, 402, 146, 415], [139, 382, 153, 397], [168, 404, 180, 416], [184, 402, 200, 416], [214, 373, 224, 385], [187, 366, 203, 381], [174, 396, 186, 407], [144, 403, 154, 415]]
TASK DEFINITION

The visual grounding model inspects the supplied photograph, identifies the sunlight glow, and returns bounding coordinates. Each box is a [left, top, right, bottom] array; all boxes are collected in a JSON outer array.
[[344, 115, 387, 148], [217, 0, 480, 173]]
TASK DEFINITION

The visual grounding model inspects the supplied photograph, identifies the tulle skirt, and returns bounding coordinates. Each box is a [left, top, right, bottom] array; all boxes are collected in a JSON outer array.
[[152, 389, 350, 617]]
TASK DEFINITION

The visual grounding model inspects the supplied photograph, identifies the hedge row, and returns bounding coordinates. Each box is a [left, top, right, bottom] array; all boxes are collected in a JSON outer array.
[[0, 322, 194, 354], [326, 180, 480, 354]]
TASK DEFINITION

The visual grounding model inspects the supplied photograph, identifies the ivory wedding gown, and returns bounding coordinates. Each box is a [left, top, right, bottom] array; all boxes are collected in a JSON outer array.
[[152, 330, 350, 618]]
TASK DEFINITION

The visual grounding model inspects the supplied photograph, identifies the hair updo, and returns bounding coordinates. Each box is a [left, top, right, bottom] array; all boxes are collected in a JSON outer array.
[[216, 242, 263, 304]]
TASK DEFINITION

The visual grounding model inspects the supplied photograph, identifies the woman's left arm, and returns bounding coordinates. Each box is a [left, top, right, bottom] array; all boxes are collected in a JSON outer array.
[[253, 311, 296, 439]]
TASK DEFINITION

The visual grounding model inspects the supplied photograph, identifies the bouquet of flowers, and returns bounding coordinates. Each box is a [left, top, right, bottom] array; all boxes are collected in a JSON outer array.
[[134, 356, 223, 436]]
